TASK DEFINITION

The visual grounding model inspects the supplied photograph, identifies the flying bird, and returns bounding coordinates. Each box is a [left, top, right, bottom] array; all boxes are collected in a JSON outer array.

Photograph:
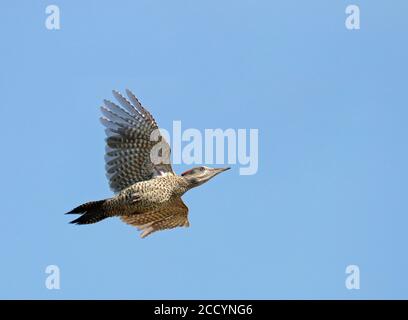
[[66, 89, 230, 238]]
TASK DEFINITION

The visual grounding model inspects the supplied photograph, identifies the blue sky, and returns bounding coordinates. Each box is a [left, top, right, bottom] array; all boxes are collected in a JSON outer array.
[[0, 0, 407, 299]]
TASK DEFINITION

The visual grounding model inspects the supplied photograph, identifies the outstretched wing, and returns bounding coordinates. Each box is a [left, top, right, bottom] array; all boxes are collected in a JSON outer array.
[[120, 198, 189, 238], [101, 89, 173, 192]]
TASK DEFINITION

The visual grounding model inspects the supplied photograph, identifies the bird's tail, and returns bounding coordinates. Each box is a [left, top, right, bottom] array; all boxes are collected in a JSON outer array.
[[66, 200, 108, 225]]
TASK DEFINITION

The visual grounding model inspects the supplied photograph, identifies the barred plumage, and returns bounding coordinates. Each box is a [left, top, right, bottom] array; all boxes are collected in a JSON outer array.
[[102, 89, 173, 192], [67, 89, 229, 238]]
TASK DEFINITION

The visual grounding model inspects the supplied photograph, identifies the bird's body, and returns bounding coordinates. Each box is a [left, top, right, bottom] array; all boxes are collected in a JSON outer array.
[[67, 89, 229, 238], [107, 174, 189, 216]]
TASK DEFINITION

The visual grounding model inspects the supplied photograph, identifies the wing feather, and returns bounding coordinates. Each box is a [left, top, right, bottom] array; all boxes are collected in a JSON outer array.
[[120, 198, 189, 238], [101, 89, 173, 192]]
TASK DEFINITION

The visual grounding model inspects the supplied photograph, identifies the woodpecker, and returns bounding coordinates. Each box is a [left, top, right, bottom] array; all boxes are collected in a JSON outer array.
[[66, 89, 229, 238]]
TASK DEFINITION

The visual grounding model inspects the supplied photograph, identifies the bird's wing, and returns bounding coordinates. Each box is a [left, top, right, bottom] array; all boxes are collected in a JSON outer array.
[[101, 89, 173, 192], [120, 198, 189, 238]]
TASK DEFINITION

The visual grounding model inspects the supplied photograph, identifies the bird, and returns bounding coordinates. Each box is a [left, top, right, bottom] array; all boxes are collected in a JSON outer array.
[[66, 89, 230, 238]]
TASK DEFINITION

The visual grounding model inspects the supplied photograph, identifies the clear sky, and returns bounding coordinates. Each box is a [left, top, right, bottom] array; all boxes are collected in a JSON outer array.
[[0, 0, 407, 299]]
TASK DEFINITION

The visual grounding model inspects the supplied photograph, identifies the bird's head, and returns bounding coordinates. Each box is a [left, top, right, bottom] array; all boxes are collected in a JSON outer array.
[[181, 166, 230, 188]]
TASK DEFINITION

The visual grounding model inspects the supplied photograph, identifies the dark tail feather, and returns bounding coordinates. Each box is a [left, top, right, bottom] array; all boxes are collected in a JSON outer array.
[[66, 200, 108, 225]]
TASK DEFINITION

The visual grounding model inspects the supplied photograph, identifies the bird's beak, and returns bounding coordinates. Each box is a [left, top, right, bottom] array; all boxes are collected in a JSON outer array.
[[212, 167, 231, 175]]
